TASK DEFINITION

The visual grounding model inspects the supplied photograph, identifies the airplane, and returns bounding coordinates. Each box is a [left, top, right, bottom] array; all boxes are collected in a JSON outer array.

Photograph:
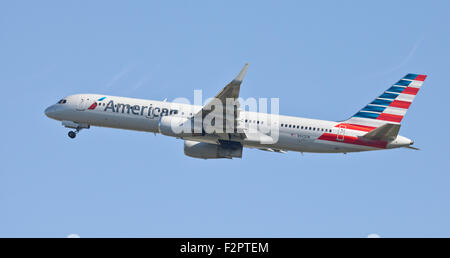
[[44, 63, 427, 159]]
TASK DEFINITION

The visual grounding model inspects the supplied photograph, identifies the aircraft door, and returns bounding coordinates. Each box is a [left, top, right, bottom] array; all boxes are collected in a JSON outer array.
[[76, 98, 90, 111], [336, 125, 346, 141]]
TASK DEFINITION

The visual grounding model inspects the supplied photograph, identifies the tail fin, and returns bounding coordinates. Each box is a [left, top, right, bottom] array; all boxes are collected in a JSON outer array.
[[342, 73, 427, 131]]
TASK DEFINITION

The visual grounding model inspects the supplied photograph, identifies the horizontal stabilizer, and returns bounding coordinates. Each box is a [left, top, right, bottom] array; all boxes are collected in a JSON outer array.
[[362, 123, 400, 141], [406, 146, 420, 150]]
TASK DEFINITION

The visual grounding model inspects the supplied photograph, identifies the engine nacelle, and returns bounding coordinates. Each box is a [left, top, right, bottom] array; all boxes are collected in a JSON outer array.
[[158, 116, 194, 137], [184, 140, 243, 159]]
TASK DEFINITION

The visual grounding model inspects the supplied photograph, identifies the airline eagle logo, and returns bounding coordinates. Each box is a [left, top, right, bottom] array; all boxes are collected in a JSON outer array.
[[88, 97, 106, 110]]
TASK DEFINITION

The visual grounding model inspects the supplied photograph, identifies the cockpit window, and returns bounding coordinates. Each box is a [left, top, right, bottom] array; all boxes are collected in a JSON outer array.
[[57, 99, 67, 104]]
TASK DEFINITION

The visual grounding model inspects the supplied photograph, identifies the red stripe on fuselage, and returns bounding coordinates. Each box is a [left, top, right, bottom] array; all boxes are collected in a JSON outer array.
[[318, 133, 387, 149], [401, 87, 419, 95], [389, 100, 411, 109], [376, 113, 403, 122], [334, 123, 376, 132]]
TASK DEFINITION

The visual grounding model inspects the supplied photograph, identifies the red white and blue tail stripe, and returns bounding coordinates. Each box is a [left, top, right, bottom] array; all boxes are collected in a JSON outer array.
[[342, 73, 427, 129]]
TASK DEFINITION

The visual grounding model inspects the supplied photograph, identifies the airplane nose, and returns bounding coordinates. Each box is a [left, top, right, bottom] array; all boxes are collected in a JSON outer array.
[[44, 105, 57, 118]]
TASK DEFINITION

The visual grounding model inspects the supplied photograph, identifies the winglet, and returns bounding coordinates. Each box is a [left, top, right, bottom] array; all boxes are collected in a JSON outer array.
[[233, 63, 249, 83]]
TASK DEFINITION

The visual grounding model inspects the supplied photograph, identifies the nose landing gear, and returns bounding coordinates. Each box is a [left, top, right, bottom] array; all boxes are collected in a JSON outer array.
[[67, 127, 85, 139], [68, 127, 83, 139], [68, 131, 77, 139], [62, 120, 90, 139]]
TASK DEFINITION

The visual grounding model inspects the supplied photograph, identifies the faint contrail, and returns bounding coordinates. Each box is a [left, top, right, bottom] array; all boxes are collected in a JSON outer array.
[[381, 34, 425, 76], [104, 66, 131, 90], [129, 64, 161, 92], [131, 74, 152, 92]]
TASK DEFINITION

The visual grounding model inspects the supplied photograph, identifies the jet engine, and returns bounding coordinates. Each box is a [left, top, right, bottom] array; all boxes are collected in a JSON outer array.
[[158, 116, 194, 137], [184, 140, 243, 159]]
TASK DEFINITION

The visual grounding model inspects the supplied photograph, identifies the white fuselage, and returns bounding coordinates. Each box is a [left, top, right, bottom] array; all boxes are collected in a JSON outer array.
[[45, 94, 413, 154]]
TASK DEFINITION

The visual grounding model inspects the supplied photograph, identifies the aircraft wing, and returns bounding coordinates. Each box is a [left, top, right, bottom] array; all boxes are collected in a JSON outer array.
[[192, 63, 249, 141]]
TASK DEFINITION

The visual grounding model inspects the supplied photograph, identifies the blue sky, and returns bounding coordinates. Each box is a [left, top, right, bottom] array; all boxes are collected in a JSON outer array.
[[1, 0, 450, 237]]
